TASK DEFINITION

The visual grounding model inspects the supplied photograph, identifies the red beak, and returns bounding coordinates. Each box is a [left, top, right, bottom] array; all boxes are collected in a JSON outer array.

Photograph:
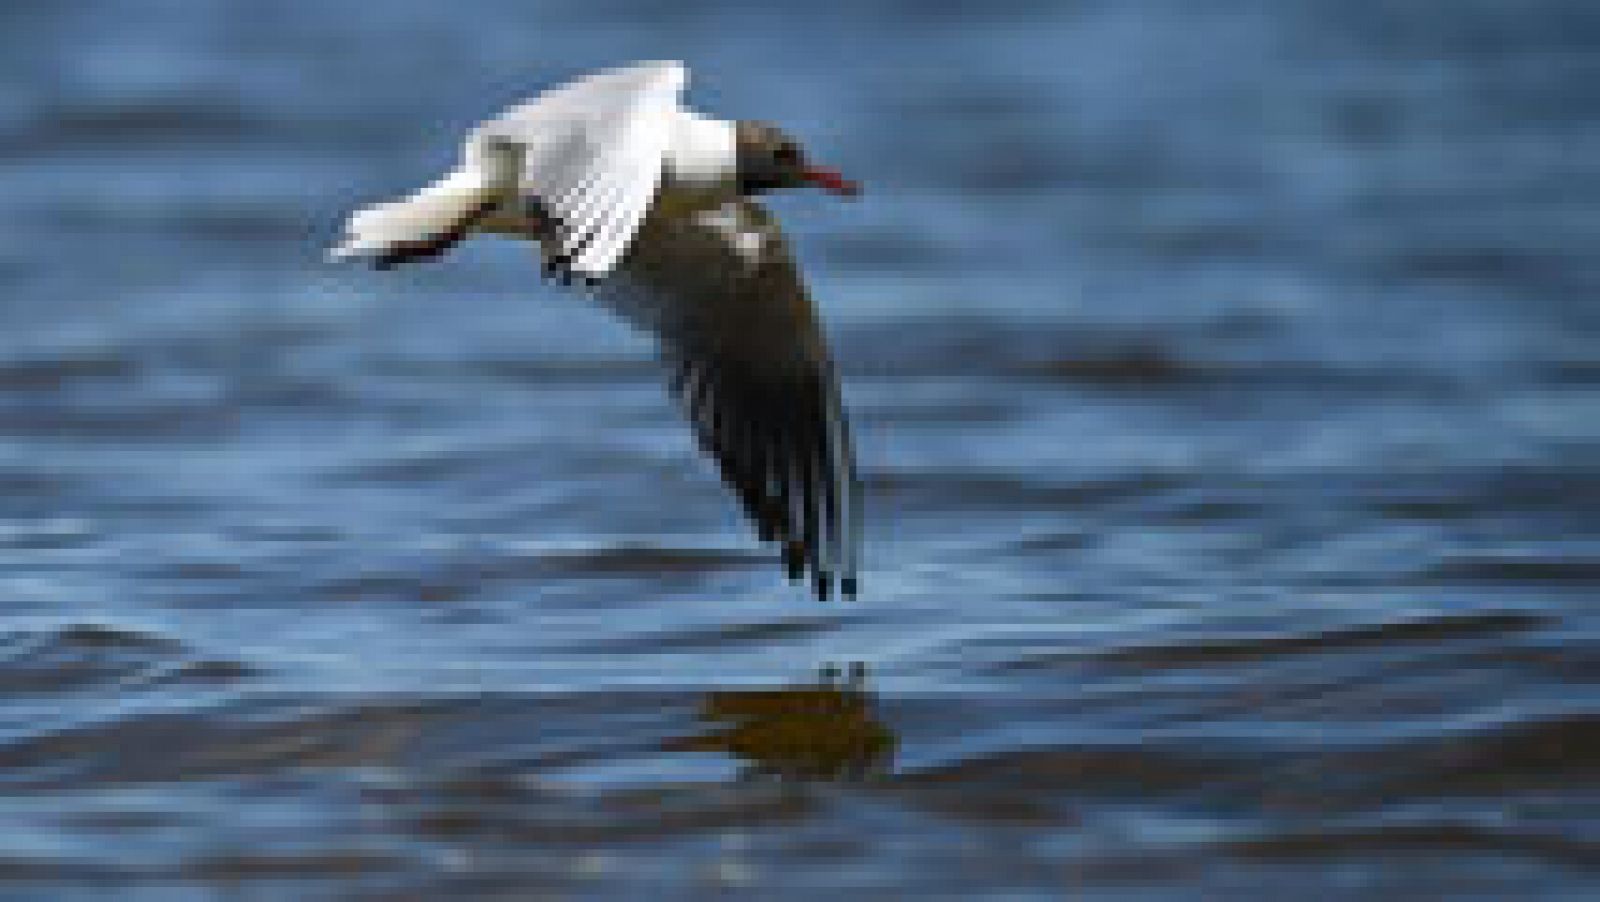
[[801, 165, 861, 197]]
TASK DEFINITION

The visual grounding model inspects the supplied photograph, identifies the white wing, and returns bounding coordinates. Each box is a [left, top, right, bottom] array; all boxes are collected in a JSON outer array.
[[471, 61, 687, 280]]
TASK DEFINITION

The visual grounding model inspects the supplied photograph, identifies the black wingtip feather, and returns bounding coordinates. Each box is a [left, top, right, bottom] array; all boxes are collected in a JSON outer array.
[[665, 363, 856, 601], [784, 541, 806, 580]]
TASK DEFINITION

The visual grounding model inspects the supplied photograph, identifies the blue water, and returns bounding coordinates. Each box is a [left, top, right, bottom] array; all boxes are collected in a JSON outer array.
[[2, 0, 1597, 896]]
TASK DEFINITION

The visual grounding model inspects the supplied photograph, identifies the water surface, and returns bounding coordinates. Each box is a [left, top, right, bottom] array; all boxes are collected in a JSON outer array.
[[1, 0, 1597, 896]]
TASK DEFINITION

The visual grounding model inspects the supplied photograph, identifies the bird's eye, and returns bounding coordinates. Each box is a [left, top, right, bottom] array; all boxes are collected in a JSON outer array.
[[774, 143, 802, 165]]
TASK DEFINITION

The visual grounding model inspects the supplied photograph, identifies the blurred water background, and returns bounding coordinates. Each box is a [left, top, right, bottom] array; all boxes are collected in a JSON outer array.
[[1, 0, 1597, 896]]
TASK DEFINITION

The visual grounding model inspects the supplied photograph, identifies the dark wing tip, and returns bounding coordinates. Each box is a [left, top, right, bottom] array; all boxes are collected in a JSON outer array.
[[665, 354, 861, 601], [784, 541, 806, 580]]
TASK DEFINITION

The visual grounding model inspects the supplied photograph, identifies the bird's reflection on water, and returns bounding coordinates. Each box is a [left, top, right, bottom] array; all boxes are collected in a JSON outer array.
[[668, 663, 895, 782]]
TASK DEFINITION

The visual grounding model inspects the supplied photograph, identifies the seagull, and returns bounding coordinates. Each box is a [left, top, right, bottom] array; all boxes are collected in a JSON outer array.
[[330, 61, 863, 600]]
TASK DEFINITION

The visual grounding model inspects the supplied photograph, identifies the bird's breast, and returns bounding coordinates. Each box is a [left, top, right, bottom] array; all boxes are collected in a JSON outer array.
[[665, 111, 737, 188], [651, 183, 739, 220]]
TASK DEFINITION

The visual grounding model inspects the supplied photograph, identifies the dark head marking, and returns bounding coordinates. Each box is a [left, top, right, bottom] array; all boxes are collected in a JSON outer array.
[[735, 121, 859, 198]]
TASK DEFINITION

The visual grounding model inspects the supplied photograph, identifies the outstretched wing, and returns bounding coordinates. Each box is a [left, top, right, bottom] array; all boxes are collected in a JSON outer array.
[[599, 199, 861, 599], [472, 61, 686, 280]]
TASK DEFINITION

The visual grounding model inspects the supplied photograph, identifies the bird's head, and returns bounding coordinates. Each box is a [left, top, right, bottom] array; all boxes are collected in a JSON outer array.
[[735, 122, 859, 198]]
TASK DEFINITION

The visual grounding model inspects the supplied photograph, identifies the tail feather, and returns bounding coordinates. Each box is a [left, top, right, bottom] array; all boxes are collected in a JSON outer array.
[[330, 168, 493, 264]]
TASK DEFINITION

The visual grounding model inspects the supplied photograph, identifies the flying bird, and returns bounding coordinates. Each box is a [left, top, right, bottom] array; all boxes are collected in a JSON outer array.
[[330, 61, 862, 600]]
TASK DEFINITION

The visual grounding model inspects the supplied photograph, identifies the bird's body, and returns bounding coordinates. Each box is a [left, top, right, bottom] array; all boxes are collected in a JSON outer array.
[[331, 61, 863, 599]]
